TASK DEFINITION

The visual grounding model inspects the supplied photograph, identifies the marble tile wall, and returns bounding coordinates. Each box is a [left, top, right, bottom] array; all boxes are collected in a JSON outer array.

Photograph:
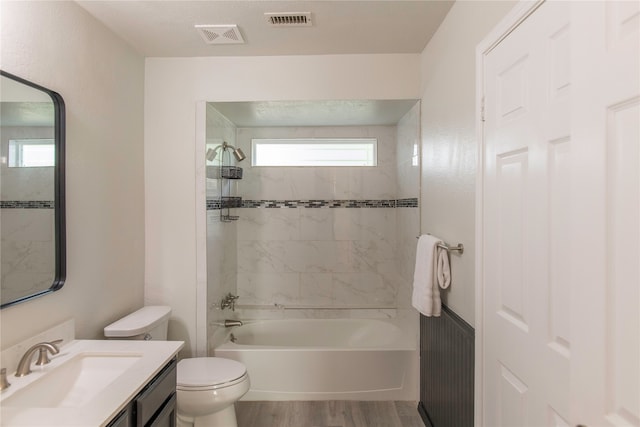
[[233, 126, 400, 310], [236, 207, 400, 308], [1, 126, 56, 304], [236, 126, 398, 200], [0, 209, 55, 304]]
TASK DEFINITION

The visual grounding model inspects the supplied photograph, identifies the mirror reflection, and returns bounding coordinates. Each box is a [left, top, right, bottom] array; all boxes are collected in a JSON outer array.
[[0, 71, 65, 308]]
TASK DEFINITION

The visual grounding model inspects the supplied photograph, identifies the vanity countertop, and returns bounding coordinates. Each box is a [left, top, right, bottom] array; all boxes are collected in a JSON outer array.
[[0, 339, 184, 426]]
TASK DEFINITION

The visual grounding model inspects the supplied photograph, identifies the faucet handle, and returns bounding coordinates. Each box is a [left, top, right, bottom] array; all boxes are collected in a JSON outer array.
[[35, 339, 63, 366], [0, 368, 10, 391], [220, 293, 240, 311], [49, 339, 64, 347]]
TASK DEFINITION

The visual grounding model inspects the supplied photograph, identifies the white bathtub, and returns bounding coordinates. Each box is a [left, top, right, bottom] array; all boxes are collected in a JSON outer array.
[[214, 318, 418, 401]]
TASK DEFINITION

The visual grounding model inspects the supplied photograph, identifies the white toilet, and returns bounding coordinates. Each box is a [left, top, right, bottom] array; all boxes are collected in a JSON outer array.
[[104, 306, 250, 427]]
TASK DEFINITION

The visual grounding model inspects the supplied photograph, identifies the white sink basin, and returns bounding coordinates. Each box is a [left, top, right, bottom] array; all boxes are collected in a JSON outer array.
[[3, 353, 141, 408], [0, 340, 183, 426]]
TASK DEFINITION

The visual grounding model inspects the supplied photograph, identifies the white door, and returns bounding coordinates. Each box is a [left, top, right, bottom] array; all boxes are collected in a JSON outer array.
[[483, 2, 572, 425], [570, 1, 639, 426], [480, 1, 639, 426]]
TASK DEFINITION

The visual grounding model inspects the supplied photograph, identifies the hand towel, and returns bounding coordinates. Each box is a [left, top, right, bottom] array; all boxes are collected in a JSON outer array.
[[412, 235, 441, 316], [412, 234, 452, 316], [437, 248, 451, 289]]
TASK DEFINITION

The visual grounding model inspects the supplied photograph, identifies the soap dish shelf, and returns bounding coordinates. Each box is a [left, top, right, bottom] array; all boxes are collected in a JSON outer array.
[[221, 166, 243, 179], [206, 166, 243, 180]]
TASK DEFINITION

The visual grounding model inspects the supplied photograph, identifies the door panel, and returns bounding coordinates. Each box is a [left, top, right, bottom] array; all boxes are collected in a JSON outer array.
[[570, 1, 639, 425], [606, 99, 639, 425], [547, 136, 571, 358], [482, 1, 639, 426], [483, 2, 571, 425]]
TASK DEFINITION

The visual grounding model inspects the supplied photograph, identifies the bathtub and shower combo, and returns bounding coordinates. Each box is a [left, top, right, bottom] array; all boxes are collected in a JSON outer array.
[[214, 316, 418, 401]]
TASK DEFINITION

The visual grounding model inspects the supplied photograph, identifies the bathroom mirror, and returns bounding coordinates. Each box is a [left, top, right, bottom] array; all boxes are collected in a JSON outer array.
[[0, 70, 65, 308]]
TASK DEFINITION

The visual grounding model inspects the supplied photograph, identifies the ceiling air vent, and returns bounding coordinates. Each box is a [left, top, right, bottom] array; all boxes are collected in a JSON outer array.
[[264, 12, 312, 27], [195, 25, 245, 44]]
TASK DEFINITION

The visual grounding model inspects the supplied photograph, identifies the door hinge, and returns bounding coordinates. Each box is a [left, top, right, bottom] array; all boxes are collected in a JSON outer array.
[[481, 96, 486, 122]]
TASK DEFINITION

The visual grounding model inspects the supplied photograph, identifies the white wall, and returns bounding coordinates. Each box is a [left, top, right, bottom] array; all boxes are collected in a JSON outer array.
[[419, 1, 516, 326], [144, 54, 420, 357], [0, 1, 145, 348]]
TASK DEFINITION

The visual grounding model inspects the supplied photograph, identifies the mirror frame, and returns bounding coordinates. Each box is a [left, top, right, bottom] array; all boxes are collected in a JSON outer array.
[[0, 70, 66, 309]]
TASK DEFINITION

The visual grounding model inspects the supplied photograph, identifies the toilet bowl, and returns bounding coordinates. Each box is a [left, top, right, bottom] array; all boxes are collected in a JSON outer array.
[[104, 306, 250, 427], [176, 358, 250, 427]]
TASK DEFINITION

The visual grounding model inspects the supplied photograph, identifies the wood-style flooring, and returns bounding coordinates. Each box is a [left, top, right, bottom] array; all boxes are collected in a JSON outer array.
[[236, 401, 424, 427]]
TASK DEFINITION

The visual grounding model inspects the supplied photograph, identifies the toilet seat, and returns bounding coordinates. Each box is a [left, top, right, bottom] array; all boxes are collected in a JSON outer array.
[[177, 357, 248, 391]]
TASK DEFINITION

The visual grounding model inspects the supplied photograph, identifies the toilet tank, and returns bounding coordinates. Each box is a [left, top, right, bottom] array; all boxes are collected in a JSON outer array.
[[104, 306, 171, 340]]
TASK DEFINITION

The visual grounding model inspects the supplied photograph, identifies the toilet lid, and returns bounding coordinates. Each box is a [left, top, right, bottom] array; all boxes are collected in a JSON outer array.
[[177, 357, 247, 388]]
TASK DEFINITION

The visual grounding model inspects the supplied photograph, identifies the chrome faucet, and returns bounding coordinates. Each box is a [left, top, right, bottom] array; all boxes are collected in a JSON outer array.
[[15, 339, 63, 377], [220, 293, 239, 311]]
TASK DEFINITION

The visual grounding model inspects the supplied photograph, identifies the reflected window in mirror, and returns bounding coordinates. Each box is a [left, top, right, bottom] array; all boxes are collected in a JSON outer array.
[[9, 138, 55, 167], [0, 70, 65, 308]]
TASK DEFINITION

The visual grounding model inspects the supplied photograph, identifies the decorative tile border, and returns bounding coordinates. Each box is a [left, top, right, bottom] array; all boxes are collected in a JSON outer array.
[[243, 199, 397, 208], [0, 201, 54, 209], [206, 198, 418, 210], [207, 197, 243, 210], [396, 198, 419, 208]]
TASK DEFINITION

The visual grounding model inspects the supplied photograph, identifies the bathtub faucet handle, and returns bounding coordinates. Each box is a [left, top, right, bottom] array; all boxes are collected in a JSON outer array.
[[221, 293, 240, 311]]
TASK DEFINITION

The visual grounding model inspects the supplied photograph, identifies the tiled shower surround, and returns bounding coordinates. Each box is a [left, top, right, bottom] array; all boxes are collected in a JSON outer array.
[[206, 102, 421, 349], [0, 126, 55, 304], [236, 204, 399, 308]]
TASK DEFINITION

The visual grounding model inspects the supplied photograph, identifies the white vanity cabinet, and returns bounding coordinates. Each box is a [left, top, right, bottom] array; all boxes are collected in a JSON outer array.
[[107, 358, 177, 427]]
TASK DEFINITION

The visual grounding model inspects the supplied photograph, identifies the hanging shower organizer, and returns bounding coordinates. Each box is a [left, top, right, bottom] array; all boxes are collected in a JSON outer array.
[[206, 140, 246, 222], [219, 150, 243, 222]]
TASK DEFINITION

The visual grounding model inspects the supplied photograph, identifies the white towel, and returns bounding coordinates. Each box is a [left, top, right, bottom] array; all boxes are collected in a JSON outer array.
[[437, 249, 451, 289], [411, 234, 451, 317]]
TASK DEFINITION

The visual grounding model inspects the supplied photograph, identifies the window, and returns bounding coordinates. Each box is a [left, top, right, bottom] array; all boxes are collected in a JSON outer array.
[[252, 138, 377, 167], [8, 139, 55, 167]]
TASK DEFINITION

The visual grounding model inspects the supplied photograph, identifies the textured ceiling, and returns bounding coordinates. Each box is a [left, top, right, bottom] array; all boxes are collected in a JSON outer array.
[[76, 1, 454, 57], [75, 2, 439, 125]]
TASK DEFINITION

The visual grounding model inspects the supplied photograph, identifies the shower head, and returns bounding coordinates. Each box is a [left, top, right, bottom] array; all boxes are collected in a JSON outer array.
[[232, 147, 246, 162], [206, 148, 217, 161], [206, 142, 246, 162]]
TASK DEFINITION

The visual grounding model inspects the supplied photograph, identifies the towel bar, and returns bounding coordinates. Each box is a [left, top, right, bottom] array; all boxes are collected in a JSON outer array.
[[415, 236, 464, 255], [437, 242, 464, 254]]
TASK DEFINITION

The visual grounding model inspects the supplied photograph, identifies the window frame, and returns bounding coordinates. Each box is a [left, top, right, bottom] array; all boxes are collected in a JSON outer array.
[[251, 138, 378, 167]]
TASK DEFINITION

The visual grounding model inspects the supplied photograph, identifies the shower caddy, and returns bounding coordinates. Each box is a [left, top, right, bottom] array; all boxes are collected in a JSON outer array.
[[219, 164, 242, 222], [206, 141, 244, 222]]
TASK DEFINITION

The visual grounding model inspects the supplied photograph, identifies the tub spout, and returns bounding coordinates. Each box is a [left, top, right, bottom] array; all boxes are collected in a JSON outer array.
[[224, 319, 243, 328]]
